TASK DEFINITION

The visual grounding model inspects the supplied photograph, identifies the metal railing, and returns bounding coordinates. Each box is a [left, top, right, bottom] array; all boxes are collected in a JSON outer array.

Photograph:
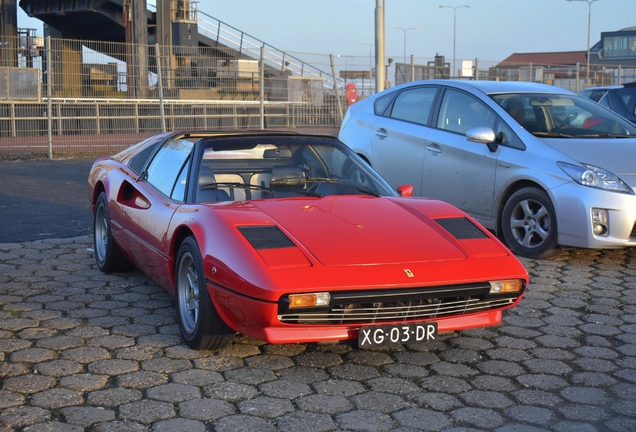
[[0, 97, 342, 157]]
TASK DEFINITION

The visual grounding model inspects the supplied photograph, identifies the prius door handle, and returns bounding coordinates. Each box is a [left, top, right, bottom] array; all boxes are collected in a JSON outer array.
[[426, 143, 442, 154], [375, 129, 388, 139]]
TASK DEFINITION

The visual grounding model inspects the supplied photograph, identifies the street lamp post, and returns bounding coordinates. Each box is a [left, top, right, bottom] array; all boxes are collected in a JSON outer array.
[[567, 0, 599, 86], [361, 42, 374, 74], [439, 4, 470, 78], [375, 0, 385, 93], [393, 27, 417, 64]]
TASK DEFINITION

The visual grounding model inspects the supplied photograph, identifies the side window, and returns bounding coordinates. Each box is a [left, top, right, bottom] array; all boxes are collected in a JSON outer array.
[[389, 87, 437, 126], [374, 92, 395, 115], [171, 158, 191, 202], [437, 89, 496, 134], [145, 138, 194, 198], [494, 119, 525, 150], [129, 140, 161, 174], [617, 88, 633, 110]]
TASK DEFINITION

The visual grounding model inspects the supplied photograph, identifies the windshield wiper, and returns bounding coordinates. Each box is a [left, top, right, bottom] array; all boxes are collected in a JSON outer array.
[[532, 132, 575, 138], [306, 177, 381, 197], [295, 190, 324, 198], [575, 133, 634, 138], [534, 132, 634, 139], [200, 182, 272, 193]]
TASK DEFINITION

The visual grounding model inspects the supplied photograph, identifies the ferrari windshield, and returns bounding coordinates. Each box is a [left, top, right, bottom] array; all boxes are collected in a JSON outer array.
[[194, 136, 396, 202], [491, 93, 636, 138]]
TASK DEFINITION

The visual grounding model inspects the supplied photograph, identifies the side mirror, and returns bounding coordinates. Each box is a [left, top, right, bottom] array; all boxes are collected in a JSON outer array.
[[397, 185, 413, 197], [466, 126, 498, 152]]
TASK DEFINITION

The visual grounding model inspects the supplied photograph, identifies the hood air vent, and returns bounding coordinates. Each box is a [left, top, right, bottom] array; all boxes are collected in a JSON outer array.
[[436, 217, 488, 239], [237, 226, 295, 249]]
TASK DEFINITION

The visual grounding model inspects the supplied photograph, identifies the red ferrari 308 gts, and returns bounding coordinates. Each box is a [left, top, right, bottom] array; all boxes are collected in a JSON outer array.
[[88, 131, 529, 350]]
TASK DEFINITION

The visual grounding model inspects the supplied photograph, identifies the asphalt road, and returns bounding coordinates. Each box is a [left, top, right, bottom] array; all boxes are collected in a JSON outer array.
[[0, 158, 95, 243]]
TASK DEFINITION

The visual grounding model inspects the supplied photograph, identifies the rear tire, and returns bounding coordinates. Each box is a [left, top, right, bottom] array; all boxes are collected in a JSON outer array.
[[501, 187, 558, 259], [175, 236, 235, 350], [93, 192, 133, 273]]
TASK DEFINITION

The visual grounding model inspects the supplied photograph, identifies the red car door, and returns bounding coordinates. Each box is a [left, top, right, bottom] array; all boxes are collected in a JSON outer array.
[[116, 137, 194, 287]]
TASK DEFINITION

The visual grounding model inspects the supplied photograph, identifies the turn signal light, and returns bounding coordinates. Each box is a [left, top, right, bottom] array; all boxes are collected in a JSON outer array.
[[288, 293, 331, 309], [489, 279, 523, 294]]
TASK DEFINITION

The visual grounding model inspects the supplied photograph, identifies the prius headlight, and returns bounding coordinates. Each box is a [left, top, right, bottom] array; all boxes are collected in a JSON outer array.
[[558, 162, 633, 194]]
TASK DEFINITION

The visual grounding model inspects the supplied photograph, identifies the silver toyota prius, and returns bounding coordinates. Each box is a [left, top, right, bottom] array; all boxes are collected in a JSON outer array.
[[339, 80, 636, 258]]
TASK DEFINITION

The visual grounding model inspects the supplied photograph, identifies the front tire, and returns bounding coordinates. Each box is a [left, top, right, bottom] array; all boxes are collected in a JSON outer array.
[[175, 236, 234, 350], [501, 187, 558, 258], [93, 192, 133, 273]]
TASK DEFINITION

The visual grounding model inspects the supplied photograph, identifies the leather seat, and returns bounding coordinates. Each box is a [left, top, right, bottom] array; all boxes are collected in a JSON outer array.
[[196, 166, 230, 202]]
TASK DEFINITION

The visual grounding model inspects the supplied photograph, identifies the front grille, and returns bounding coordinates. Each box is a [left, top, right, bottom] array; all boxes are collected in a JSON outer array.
[[278, 283, 522, 324]]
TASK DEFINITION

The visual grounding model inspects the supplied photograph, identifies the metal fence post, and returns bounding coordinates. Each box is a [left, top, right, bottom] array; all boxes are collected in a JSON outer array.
[[10, 102, 16, 138], [45, 36, 53, 159], [474, 58, 479, 80], [96, 103, 101, 135], [260, 46, 264, 129], [410, 55, 415, 83], [329, 54, 343, 122], [155, 44, 166, 133], [529, 62, 533, 83], [576, 62, 580, 91]]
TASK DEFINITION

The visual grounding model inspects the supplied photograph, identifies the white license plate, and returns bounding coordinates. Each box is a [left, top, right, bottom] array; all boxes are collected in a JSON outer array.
[[358, 323, 438, 348]]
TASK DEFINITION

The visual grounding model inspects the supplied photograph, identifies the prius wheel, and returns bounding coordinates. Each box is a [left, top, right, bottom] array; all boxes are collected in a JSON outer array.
[[501, 187, 558, 259], [175, 236, 234, 350], [93, 192, 133, 273]]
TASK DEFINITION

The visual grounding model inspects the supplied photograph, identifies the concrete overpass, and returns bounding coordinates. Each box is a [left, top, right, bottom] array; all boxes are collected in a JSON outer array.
[[2, 0, 332, 99]]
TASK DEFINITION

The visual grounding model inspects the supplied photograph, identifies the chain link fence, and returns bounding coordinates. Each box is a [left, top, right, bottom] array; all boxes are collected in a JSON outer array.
[[1, 34, 634, 158]]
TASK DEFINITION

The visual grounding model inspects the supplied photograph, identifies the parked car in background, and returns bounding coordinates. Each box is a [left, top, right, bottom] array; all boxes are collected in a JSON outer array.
[[579, 86, 619, 102], [339, 80, 636, 258], [88, 131, 528, 350], [597, 82, 636, 124]]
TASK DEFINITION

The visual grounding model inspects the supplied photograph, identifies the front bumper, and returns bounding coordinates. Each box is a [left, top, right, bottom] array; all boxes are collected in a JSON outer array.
[[209, 281, 523, 344], [551, 182, 636, 249]]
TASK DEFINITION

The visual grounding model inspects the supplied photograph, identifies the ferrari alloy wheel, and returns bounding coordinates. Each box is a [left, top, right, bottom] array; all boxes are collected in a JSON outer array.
[[501, 187, 558, 259], [93, 192, 133, 273], [175, 237, 234, 350]]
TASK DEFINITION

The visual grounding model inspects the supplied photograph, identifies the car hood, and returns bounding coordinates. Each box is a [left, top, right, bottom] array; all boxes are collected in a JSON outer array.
[[250, 196, 470, 266], [547, 138, 636, 185]]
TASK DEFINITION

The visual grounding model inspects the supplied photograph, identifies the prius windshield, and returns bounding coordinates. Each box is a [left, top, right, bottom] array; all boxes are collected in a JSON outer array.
[[491, 93, 636, 138]]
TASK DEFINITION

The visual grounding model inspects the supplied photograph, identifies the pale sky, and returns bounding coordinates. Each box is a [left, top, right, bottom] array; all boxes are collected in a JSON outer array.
[[16, 0, 635, 64]]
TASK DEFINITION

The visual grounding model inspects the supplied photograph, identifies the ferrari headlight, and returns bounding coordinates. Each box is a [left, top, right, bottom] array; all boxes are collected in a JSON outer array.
[[489, 279, 524, 294], [558, 162, 632, 194], [288, 293, 330, 308]]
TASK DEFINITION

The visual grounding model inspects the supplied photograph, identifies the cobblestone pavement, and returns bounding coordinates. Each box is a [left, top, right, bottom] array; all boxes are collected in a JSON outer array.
[[1, 236, 635, 432]]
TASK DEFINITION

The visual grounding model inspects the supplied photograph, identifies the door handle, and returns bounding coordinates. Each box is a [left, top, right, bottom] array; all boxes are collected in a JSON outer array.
[[426, 143, 442, 154], [375, 128, 388, 139]]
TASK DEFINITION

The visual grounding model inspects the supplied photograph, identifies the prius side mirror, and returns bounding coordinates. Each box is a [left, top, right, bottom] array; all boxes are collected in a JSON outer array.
[[466, 127, 498, 152], [397, 185, 413, 197]]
